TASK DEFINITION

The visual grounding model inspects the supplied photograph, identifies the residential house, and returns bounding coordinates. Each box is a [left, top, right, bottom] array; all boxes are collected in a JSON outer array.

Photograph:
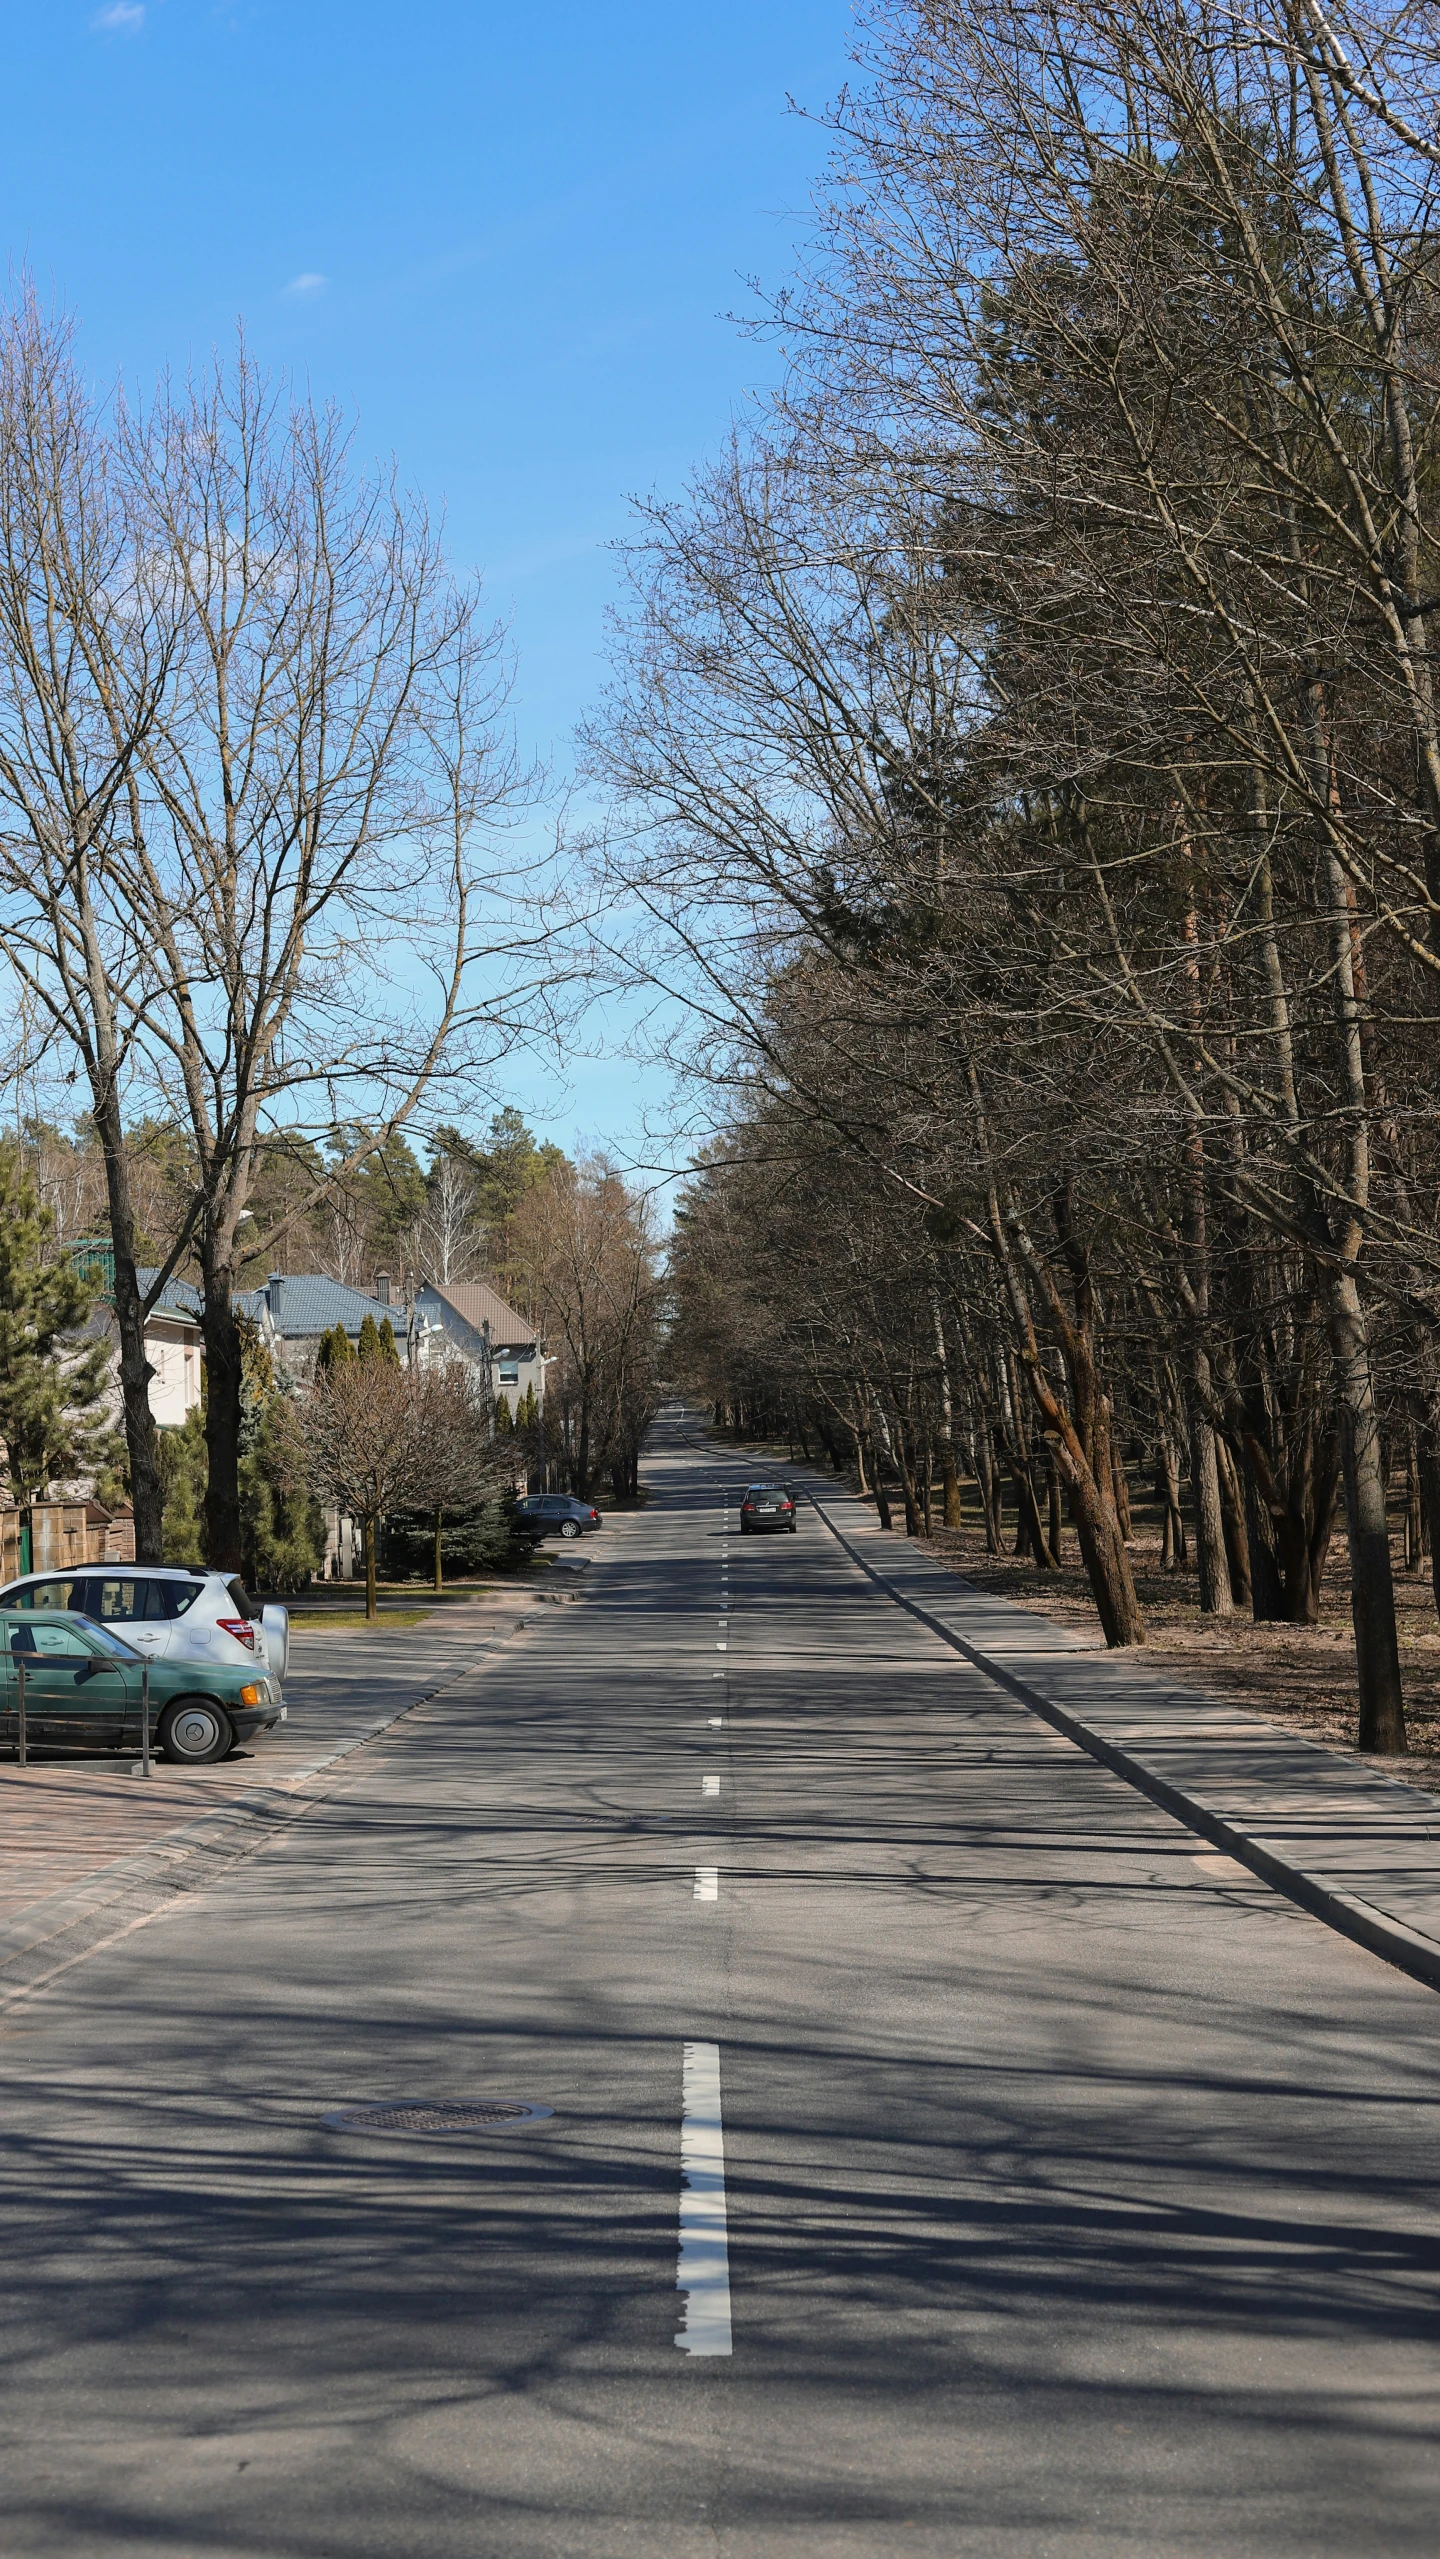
[[412, 1277, 543, 1416], [239, 1272, 413, 1580], [240, 1271, 414, 1381], [71, 1249, 206, 1431]]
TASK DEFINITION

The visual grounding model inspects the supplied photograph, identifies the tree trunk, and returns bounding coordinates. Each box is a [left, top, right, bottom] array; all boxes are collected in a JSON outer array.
[[869, 1447, 893, 1530], [1420, 1434, 1440, 1629], [433, 1509, 444, 1594], [1050, 1431, 1147, 1645], [1214, 1434, 1252, 1609], [91, 1095, 166, 1562], [895, 1427, 921, 1537], [1404, 1421, 1424, 1572], [1047, 1448, 1063, 1565], [1329, 1271, 1406, 1752], [200, 1243, 245, 1572], [1159, 1438, 1187, 1572], [974, 1415, 1002, 1554], [931, 1294, 963, 1528], [1186, 1367, 1233, 1619], [364, 1515, 378, 1623]]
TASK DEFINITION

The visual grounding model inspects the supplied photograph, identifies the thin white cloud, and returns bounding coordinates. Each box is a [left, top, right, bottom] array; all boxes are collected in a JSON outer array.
[[284, 272, 328, 298], [92, 3, 145, 30]]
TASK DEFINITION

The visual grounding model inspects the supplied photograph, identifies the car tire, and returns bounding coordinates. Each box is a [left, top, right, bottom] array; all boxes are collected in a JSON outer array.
[[789, 1522, 797, 1533], [159, 1699, 234, 1765], [561, 1518, 582, 1539]]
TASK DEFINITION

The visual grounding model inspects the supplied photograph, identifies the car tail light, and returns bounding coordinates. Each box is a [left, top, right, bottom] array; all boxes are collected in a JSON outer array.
[[217, 1616, 256, 1649], [588, 1509, 599, 1520]]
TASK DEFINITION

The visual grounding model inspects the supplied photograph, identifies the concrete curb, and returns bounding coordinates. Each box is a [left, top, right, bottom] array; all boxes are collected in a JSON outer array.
[[798, 1482, 1440, 2000]]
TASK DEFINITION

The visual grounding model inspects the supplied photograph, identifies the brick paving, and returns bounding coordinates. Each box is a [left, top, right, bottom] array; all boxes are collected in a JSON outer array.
[[0, 1585, 556, 1943]]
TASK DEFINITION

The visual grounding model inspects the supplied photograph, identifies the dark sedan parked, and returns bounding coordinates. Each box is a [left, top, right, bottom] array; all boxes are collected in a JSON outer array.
[[739, 1483, 799, 1534], [512, 1493, 607, 1541]]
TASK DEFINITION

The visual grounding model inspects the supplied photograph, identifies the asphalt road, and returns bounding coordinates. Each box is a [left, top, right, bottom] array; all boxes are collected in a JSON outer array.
[[2, 1416, 1438, 2557]]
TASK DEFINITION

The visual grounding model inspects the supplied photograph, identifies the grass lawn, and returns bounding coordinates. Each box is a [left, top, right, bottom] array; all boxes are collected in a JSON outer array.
[[287, 1606, 438, 1630]]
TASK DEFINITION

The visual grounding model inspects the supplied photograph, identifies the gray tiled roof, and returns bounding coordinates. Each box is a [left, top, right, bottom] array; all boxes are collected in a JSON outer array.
[[136, 1270, 205, 1321], [237, 1275, 407, 1339]]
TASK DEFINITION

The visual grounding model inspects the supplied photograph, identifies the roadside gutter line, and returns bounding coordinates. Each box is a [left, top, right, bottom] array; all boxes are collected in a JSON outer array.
[[802, 1485, 1440, 2000]]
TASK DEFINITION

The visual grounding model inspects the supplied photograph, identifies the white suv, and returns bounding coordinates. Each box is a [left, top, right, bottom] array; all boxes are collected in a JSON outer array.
[[0, 1566, 289, 1681]]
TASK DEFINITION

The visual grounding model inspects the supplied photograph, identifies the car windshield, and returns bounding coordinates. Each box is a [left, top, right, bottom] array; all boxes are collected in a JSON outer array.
[[83, 1619, 143, 1659]]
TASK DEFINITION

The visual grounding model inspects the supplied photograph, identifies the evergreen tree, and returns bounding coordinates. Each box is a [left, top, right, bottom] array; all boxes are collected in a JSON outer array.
[[0, 1141, 115, 1502]]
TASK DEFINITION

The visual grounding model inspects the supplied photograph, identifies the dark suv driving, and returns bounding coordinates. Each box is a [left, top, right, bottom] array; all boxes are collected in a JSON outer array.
[[739, 1484, 798, 1534]]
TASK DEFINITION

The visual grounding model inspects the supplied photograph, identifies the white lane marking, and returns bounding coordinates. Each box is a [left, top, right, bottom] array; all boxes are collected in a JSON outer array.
[[708, 1715, 724, 1726], [717, 1619, 728, 1627], [1192, 1851, 1251, 1879], [715, 1642, 727, 1651], [694, 1867, 718, 1900], [675, 2040, 732, 2357], [702, 1774, 720, 1795]]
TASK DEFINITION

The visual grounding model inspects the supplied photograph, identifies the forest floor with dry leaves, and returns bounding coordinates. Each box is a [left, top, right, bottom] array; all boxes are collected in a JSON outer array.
[[918, 1509, 1440, 1790]]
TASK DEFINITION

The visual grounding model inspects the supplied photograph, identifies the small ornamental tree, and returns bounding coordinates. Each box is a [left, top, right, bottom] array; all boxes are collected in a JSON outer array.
[[315, 1323, 354, 1373], [306, 1356, 426, 1619], [406, 1359, 503, 1590], [0, 1141, 115, 1505], [357, 1310, 400, 1366]]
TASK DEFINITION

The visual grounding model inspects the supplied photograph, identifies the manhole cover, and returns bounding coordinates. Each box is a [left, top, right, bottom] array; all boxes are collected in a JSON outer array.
[[325, 2100, 554, 2134]]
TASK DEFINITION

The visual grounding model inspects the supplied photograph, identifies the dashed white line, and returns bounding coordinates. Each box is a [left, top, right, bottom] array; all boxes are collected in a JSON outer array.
[[708, 1715, 724, 1727], [702, 1774, 720, 1796], [675, 2040, 732, 2356], [694, 1866, 718, 1901]]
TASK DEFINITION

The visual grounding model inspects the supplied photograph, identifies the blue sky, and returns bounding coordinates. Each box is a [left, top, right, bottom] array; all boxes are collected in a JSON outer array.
[[1, 0, 852, 1175]]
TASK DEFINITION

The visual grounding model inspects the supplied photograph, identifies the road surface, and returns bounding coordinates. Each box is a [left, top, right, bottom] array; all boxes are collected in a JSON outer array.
[[2, 1416, 1437, 2555]]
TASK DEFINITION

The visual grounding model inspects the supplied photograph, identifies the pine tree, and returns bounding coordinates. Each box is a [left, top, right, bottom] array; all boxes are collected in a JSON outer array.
[[0, 1142, 116, 1502]]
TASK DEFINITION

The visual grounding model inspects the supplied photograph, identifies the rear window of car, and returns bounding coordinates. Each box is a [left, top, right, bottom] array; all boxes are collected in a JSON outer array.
[[225, 1578, 257, 1620]]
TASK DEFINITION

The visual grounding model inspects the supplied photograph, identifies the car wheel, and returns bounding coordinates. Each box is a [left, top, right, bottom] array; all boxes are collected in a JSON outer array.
[[789, 1522, 798, 1533], [159, 1699, 234, 1765], [561, 1518, 582, 1539]]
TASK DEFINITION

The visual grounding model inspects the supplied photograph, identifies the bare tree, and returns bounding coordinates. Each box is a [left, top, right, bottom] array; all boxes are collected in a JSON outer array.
[[305, 1356, 428, 1623]]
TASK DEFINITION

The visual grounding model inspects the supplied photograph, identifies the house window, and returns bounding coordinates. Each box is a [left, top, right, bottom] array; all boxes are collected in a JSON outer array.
[[499, 1365, 519, 1384]]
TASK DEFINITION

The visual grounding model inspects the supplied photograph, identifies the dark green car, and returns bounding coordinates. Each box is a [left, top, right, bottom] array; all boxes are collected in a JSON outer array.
[[1, 1610, 285, 1764]]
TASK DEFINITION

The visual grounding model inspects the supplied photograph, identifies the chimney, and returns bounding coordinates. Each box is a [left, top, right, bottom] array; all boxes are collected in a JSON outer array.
[[375, 1270, 391, 1306], [267, 1272, 284, 1322]]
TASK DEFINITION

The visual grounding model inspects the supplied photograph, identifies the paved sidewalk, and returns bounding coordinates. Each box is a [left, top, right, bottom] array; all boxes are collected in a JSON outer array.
[[0, 1577, 583, 1970], [710, 1440, 1440, 1995]]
